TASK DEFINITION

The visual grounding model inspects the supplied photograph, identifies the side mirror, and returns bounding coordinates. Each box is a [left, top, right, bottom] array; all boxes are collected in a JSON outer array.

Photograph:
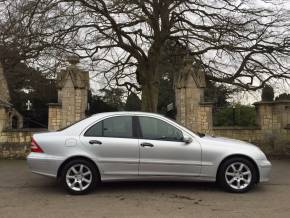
[[183, 136, 193, 144]]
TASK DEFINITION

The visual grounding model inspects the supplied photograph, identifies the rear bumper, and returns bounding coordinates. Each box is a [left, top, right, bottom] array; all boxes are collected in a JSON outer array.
[[27, 152, 64, 178], [256, 159, 272, 182]]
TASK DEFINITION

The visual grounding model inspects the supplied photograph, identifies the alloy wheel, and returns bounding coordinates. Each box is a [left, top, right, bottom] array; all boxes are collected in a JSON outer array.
[[65, 164, 93, 192], [225, 162, 252, 190]]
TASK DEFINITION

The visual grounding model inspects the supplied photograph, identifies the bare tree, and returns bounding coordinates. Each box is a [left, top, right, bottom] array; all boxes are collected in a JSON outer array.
[[1, 0, 290, 112]]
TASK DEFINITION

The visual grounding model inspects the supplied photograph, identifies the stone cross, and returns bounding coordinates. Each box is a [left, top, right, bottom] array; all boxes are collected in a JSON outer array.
[[26, 100, 32, 111]]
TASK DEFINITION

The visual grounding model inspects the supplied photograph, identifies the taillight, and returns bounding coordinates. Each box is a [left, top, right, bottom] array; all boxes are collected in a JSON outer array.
[[31, 137, 44, 153]]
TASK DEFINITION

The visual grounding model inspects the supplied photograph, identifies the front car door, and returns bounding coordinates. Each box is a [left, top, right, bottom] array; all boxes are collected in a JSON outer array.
[[137, 116, 201, 177], [80, 116, 139, 177]]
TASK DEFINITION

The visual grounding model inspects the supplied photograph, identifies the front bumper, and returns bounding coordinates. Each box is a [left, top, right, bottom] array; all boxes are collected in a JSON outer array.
[[27, 152, 64, 178], [256, 159, 272, 182]]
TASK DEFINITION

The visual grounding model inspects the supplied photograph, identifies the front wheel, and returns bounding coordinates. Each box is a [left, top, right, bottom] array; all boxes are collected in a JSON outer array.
[[217, 157, 258, 193], [60, 159, 99, 195]]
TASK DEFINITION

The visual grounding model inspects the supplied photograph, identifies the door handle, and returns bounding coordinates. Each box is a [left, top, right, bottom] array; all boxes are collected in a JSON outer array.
[[141, 142, 154, 147], [89, 140, 102, 145]]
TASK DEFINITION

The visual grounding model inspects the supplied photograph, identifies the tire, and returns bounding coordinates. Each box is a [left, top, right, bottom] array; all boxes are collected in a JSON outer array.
[[217, 157, 258, 193], [60, 159, 99, 195]]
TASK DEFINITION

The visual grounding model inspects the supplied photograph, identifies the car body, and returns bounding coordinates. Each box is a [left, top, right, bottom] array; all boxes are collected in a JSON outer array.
[[27, 112, 271, 194]]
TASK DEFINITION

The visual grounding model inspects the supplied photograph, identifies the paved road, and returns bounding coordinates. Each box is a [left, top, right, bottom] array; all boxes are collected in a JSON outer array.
[[0, 159, 290, 218]]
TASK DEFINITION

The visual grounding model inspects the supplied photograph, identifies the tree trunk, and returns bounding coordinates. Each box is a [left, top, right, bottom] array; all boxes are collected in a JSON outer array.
[[139, 42, 162, 112], [141, 81, 159, 112]]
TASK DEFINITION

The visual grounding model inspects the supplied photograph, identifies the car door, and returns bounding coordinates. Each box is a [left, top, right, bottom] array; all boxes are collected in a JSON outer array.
[[80, 116, 139, 176], [137, 116, 201, 177]]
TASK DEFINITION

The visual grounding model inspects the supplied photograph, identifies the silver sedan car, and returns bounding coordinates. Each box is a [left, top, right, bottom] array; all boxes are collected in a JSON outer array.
[[27, 112, 271, 194]]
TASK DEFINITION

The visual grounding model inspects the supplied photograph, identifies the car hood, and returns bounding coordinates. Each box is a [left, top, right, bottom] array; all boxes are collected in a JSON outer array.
[[200, 134, 256, 148]]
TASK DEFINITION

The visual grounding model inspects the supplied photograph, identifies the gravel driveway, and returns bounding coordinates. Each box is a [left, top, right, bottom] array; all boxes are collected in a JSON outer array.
[[0, 159, 290, 218]]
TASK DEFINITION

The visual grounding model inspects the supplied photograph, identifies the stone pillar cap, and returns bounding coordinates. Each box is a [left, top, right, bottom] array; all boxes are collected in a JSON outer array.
[[67, 55, 80, 65]]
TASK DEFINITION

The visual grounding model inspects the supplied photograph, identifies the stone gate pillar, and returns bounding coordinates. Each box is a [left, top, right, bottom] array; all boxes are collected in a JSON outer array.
[[254, 100, 290, 152], [0, 62, 11, 103], [175, 56, 213, 134], [48, 56, 89, 130]]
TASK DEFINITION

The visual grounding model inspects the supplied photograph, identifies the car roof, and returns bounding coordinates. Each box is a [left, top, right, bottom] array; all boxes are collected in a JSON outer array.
[[91, 111, 165, 117], [60, 111, 166, 135], [59, 110, 197, 138]]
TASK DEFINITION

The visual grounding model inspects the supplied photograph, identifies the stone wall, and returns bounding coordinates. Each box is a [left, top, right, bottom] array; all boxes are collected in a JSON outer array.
[[212, 127, 290, 154], [0, 107, 9, 132], [48, 104, 61, 131], [0, 129, 47, 159], [196, 103, 213, 134]]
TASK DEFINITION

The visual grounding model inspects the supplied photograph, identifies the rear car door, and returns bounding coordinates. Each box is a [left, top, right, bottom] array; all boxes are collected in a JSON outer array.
[[137, 116, 201, 177], [80, 116, 139, 176]]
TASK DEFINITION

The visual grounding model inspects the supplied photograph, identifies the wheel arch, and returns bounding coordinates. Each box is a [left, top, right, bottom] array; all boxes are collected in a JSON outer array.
[[216, 154, 260, 183], [57, 155, 101, 179]]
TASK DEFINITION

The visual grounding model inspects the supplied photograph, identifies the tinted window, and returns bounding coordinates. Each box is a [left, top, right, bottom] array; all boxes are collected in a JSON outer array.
[[85, 116, 133, 138], [103, 116, 133, 138], [138, 117, 183, 141], [84, 121, 102, 137]]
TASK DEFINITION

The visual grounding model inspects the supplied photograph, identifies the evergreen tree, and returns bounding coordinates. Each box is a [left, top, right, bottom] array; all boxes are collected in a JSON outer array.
[[125, 93, 141, 111]]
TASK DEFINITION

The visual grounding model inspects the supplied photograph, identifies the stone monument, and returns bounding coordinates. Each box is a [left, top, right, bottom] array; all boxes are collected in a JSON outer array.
[[48, 55, 90, 130], [175, 55, 213, 133]]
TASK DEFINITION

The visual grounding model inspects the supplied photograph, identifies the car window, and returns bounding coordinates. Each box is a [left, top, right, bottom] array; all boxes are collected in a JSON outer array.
[[138, 116, 183, 141], [84, 121, 102, 137], [84, 116, 133, 138], [103, 116, 133, 138]]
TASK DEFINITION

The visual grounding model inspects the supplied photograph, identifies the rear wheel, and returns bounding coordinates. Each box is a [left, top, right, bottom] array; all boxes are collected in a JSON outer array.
[[60, 159, 99, 195], [218, 157, 257, 193]]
